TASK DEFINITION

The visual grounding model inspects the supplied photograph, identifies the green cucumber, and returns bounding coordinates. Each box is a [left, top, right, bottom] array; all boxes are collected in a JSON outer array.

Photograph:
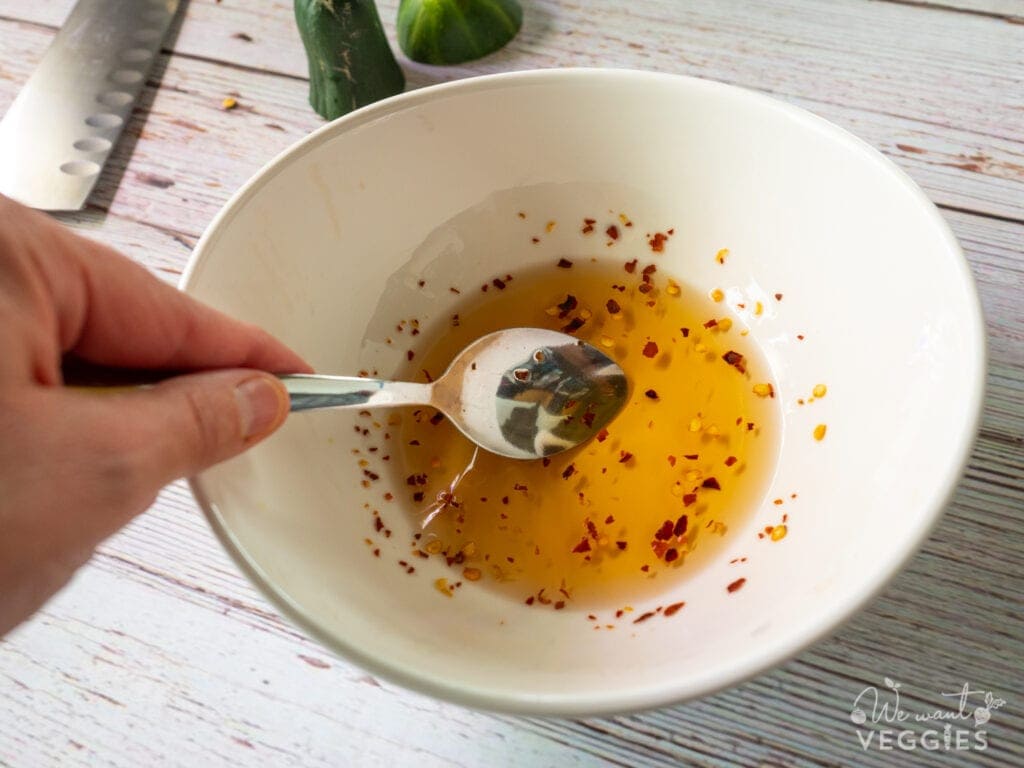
[[294, 0, 405, 120], [397, 0, 523, 65]]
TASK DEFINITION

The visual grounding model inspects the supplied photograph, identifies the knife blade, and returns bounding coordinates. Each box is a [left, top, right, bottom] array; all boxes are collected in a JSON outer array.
[[0, 0, 180, 211]]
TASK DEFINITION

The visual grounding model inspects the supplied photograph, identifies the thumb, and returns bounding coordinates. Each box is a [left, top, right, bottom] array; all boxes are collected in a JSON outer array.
[[112, 369, 290, 489]]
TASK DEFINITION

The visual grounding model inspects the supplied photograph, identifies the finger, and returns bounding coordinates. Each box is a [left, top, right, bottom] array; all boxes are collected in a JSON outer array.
[[0, 372, 288, 602], [2, 196, 311, 374], [91, 370, 292, 494]]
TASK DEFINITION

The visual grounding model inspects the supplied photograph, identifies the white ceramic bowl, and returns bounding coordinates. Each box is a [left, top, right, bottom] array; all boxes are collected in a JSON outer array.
[[182, 69, 985, 715]]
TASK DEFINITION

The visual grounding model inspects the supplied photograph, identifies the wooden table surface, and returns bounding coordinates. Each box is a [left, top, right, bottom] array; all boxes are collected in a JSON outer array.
[[1, 1, 1022, 765]]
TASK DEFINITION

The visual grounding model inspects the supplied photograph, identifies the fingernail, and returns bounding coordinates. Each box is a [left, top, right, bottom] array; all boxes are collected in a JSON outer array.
[[235, 376, 286, 439]]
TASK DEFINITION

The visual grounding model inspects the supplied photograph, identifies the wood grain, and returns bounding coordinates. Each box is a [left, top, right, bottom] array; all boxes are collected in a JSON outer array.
[[1, 0, 1022, 219], [0, 0, 1022, 766]]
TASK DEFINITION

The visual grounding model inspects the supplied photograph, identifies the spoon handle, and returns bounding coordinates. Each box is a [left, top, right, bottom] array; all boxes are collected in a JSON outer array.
[[279, 374, 433, 412]]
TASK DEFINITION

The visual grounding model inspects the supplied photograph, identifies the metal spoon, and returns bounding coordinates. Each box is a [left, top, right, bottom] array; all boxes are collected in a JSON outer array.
[[283, 328, 629, 459]]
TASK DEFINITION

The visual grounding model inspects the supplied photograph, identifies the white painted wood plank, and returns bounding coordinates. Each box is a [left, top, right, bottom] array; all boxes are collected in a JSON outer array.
[[0, 566, 619, 768], [0, 0, 1021, 221], [880, 0, 1024, 18], [1, 12, 1022, 236]]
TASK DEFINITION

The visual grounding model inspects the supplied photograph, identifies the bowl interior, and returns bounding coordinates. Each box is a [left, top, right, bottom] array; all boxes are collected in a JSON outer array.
[[184, 70, 983, 714]]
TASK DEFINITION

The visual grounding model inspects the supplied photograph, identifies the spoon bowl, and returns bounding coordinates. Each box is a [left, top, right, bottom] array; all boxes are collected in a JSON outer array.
[[281, 328, 629, 459]]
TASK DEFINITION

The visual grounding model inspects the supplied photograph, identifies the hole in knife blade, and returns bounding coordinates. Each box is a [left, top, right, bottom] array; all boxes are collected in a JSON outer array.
[[85, 113, 123, 129], [121, 48, 154, 63], [109, 69, 143, 85], [60, 160, 101, 177], [73, 138, 112, 153], [97, 91, 133, 108]]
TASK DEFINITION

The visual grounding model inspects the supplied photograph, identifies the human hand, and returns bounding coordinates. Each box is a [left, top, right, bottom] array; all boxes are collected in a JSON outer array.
[[0, 196, 311, 635]]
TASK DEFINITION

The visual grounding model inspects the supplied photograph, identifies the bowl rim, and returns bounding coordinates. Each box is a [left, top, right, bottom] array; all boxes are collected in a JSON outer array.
[[182, 67, 987, 716]]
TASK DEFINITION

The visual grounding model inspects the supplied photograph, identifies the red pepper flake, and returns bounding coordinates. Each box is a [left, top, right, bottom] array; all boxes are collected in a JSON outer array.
[[406, 350, 415, 361], [725, 456, 738, 467], [373, 548, 380, 557], [727, 577, 747, 593], [722, 350, 747, 373], [581, 217, 596, 234], [797, 334, 805, 341], [616, 541, 628, 550], [664, 548, 679, 563], [374, 517, 384, 532], [422, 369, 434, 383], [514, 483, 528, 492], [638, 283, 653, 294], [429, 412, 445, 426], [585, 519, 599, 540], [642, 264, 657, 279], [449, 286, 461, 294], [683, 453, 698, 460], [606, 298, 621, 314], [606, 224, 619, 240], [703, 318, 718, 329], [417, 279, 426, 288], [596, 428, 609, 442], [667, 455, 677, 467], [542, 457, 551, 467], [531, 237, 540, 244], [648, 232, 669, 252], [633, 611, 656, 624], [702, 477, 721, 490], [554, 601, 566, 610], [605, 515, 615, 524], [557, 258, 573, 268], [492, 277, 506, 290], [502, 496, 509, 505], [674, 515, 688, 536], [572, 537, 591, 553], [517, 211, 526, 219], [774, 293, 783, 301], [644, 389, 658, 400], [618, 451, 633, 463], [525, 596, 535, 605], [747, 421, 755, 431], [581, 406, 596, 428], [642, 341, 659, 358], [562, 463, 577, 480], [557, 294, 578, 317], [624, 259, 638, 274], [663, 601, 685, 617], [561, 317, 586, 334], [409, 439, 420, 446], [640, 564, 650, 572], [654, 520, 674, 541]]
